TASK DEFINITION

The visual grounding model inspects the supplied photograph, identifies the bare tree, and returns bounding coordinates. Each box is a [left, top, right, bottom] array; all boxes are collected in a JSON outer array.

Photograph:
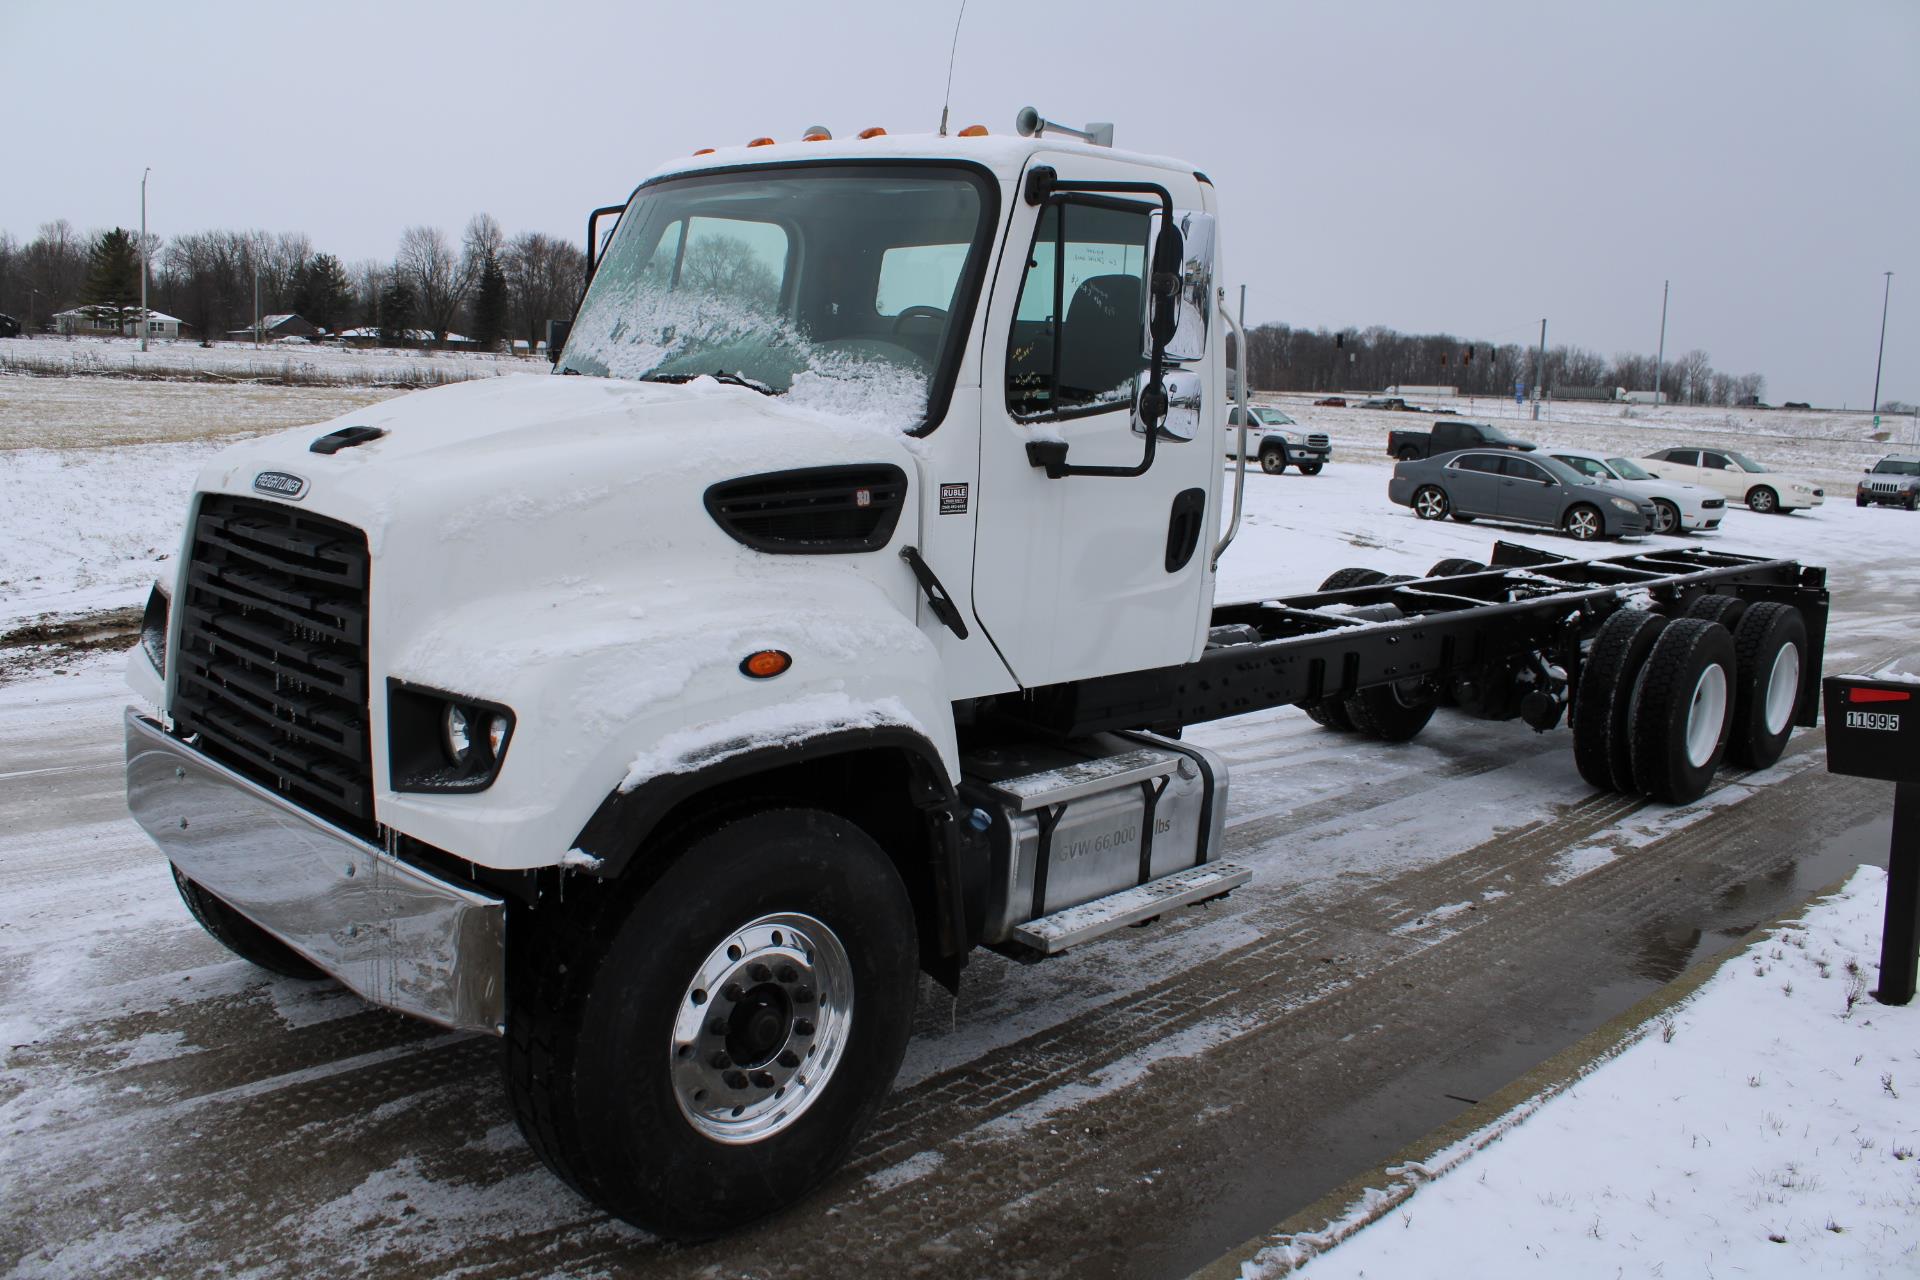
[[395, 225, 471, 341], [1675, 349, 1714, 405], [504, 231, 586, 349]]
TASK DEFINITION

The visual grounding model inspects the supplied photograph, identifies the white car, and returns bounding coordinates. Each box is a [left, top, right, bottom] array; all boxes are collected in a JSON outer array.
[[1546, 448, 1726, 534], [1634, 447, 1825, 514], [1224, 405, 1332, 474]]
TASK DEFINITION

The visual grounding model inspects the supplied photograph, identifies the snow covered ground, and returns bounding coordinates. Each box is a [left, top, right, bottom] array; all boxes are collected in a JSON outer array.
[[1, 378, 1916, 1276], [0, 335, 539, 387], [1244, 866, 1919, 1279]]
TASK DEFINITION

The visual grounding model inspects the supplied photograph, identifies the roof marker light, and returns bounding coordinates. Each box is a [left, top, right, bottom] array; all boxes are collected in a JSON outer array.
[[741, 650, 792, 679], [958, 124, 988, 137], [692, 147, 716, 156], [858, 126, 887, 139], [802, 125, 832, 142], [747, 136, 776, 147]]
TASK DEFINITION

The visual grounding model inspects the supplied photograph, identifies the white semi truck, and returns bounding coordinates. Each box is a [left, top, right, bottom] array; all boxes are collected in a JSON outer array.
[[125, 113, 1830, 1238]]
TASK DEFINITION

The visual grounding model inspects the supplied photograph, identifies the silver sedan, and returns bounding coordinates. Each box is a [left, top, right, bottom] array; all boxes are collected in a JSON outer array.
[[1387, 449, 1656, 540]]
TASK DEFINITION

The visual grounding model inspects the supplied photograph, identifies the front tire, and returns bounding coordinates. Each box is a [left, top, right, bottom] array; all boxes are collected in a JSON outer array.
[[171, 866, 324, 979], [1297, 461, 1324, 476], [1651, 499, 1680, 534], [503, 809, 917, 1239], [1260, 447, 1287, 474], [1562, 503, 1604, 541], [1746, 485, 1779, 514], [1412, 485, 1450, 520]]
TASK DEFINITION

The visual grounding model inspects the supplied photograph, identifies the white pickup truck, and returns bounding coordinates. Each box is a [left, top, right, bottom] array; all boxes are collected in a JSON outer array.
[[125, 112, 1830, 1238]]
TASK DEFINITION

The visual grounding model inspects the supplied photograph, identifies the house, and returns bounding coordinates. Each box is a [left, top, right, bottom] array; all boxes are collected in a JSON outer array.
[[226, 314, 323, 341], [52, 307, 184, 338]]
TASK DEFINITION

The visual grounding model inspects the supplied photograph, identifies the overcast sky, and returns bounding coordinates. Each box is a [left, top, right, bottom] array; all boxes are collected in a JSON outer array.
[[3, 0, 1913, 408]]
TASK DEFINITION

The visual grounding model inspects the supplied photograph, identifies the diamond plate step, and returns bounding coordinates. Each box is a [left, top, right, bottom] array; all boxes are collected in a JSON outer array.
[[1011, 862, 1251, 954]]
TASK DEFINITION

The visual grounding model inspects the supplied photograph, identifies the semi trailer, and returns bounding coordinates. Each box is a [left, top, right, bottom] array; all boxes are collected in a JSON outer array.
[[124, 113, 1829, 1238]]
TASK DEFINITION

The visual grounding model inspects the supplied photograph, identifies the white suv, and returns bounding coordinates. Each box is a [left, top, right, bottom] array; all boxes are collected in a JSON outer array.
[[1634, 447, 1824, 514]]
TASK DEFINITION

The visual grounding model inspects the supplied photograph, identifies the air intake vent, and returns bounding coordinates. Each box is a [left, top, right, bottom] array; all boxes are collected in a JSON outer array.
[[172, 495, 374, 836], [704, 464, 909, 554]]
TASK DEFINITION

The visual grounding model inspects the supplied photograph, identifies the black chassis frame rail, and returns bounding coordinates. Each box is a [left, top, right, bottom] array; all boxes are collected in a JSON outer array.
[[1002, 541, 1830, 739]]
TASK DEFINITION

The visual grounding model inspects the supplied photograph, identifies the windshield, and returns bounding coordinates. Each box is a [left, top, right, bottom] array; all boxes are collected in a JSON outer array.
[[1606, 457, 1653, 481], [1252, 407, 1294, 427], [559, 164, 994, 431], [1553, 454, 1613, 481], [1872, 459, 1920, 476], [1726, 451, 1770, 473]]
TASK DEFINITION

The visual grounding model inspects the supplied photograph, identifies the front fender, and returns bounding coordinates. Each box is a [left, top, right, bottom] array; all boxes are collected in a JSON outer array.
[[376, 563, 955, 872]]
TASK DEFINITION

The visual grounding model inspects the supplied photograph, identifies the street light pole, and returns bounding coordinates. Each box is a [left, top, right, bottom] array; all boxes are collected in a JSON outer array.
[[1653, 280, 1668, 403], [1871, 271, 1893, 415], [1532, 318, 1547, 421], [139, 167, 150, 352]]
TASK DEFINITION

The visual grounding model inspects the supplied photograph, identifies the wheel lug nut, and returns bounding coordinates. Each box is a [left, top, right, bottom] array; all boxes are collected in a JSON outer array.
[[749, 963, 771, 983], [777, 965, 797, 983], [794, 1018, 815, 1037], [724, 1070, 748, 1090], [710, 1051, 732, 1069], [708, 1018, 728, 1036], [722, 983, 743, 1002], [751, 1070, 776, 1089], [793, 987, 814, 1004], [778, 1050, 801, 1069]]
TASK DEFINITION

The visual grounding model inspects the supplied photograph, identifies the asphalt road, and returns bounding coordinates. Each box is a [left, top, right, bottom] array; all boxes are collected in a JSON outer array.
[[0, 652, 1898, 1280]]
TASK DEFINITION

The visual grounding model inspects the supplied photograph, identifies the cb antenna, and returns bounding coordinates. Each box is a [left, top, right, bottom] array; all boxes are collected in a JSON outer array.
[[938, 0, 968, 137]]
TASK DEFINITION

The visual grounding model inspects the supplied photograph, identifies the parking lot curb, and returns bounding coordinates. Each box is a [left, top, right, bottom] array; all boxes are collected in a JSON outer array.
[[1190, 872, 1860, 1280]]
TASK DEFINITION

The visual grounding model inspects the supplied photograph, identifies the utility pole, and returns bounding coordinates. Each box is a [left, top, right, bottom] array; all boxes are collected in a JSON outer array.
[[1532, 318, 1547, 421], [1872, 271, 1893, 415], [253, 262, 261, 348], [1653, 279, 1668, 404], [139, 167, 150, 352]]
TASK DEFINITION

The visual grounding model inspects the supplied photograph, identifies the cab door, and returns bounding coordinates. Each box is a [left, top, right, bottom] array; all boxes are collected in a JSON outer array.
[[969, 159, 1218, 688]]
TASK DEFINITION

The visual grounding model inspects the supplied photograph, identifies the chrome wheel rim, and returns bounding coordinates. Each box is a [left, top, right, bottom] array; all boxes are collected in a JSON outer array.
[[671, 912, 853, 1145], [1567, 508, 1599, 539], [1415, 488, 1446, 519], [1653, 502, 1677, 534], [1763, 642, 1801, 736], [1749, 488, 1774, 512], [1685, 663, 1730, 768]]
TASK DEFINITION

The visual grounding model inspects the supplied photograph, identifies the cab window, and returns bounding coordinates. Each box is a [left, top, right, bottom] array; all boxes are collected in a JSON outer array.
[[1664, 450, 1699, 466], [1450, 454, 1504, 474], [1554, 454, 1609, 480], [1502, 457, 1552, 483], [1007, 200, 1151, 420], [1700, 451, 1732, 470]]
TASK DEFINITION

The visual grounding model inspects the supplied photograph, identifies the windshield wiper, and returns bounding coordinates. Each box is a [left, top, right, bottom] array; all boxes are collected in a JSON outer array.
[[642, 371, 777, 397]]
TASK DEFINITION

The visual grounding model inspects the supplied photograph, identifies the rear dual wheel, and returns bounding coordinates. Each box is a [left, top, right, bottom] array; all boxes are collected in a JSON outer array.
[[1301, 568, 1384, 730]]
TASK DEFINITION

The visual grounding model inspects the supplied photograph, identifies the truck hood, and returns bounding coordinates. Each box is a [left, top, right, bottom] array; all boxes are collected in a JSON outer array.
[[197, 373, 920, 528]]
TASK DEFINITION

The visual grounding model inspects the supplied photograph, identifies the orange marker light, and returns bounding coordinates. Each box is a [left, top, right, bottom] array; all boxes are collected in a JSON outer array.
[[741, 650, 792, 679], [958, 124, 988, 137], [691, 147, 716, 156], [858, 126, 887, 139], [747, 136, 776, 147]]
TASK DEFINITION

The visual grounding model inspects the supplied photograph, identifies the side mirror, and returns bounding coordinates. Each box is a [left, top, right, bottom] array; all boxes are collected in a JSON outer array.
[[546, 319, 572, 365], [1145, 210, 1216, 363]]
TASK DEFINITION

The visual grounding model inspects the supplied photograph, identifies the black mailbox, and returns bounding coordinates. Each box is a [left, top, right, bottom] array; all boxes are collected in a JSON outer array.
[[1823, 675, 1920, 782], [1823, 670, 1920, 1006]]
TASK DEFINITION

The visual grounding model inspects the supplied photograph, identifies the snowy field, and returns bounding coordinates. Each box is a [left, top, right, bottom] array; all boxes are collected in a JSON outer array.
[[1, 377, 1917, 1276], [1248, 866, 1918, 1279], [0, 335, 539, 387]]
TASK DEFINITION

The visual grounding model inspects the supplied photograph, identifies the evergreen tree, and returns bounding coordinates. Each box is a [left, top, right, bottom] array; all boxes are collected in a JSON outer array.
[[292, 253, 354, 334], [378, 278, 416, 345], [470, 253, 508, 351], [81, 227, 142, 332]]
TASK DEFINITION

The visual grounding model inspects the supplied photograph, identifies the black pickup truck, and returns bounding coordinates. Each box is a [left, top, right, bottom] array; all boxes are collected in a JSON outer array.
[[1388, 418, 1537, 461]]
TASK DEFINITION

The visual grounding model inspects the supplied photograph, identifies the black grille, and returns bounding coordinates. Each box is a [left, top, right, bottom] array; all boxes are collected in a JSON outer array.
[[704, 464, 908, 554], [172, 494, 374, 835]]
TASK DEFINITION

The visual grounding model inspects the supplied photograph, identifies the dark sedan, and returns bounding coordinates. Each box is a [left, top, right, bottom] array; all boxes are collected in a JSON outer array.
[[1387, 449, 1657, 540]]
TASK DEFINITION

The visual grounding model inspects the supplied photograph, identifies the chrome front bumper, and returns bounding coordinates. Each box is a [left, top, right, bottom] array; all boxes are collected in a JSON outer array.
[[125, 709, 505, 1033]]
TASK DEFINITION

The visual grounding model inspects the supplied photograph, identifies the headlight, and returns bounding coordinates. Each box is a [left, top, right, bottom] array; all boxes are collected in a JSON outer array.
[[1791, 483, 1813, 493], [1609, 497, 1639, 513], [389, 680, 516, 792]]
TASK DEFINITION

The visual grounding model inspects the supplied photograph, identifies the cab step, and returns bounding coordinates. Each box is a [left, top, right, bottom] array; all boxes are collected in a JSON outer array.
[[1010, 861, 1251, 954]]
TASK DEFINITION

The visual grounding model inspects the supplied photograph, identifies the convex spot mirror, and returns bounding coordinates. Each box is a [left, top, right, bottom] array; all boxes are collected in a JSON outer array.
[[1134, 368, 1203, 442], [1145, 210, 1215, 364]]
